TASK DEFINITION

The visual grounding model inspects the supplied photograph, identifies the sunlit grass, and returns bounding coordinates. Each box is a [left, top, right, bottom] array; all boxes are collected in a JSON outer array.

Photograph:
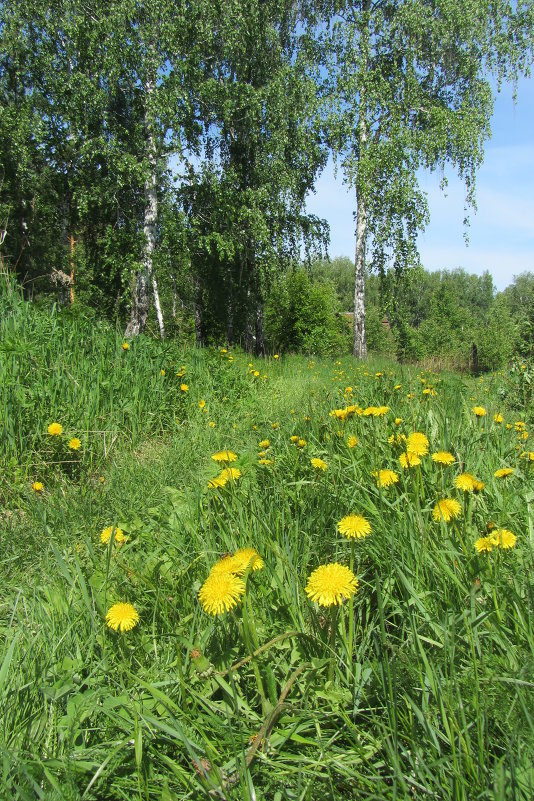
[[1, 282, 533, 800]]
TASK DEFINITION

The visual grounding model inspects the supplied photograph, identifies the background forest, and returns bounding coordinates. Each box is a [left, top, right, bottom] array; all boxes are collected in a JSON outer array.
[[1, 0, 533, 365]]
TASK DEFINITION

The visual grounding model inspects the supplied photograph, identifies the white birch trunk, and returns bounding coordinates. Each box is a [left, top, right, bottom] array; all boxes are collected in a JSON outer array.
[[353, 183, 367, 358], [125, 74, 160, 337]]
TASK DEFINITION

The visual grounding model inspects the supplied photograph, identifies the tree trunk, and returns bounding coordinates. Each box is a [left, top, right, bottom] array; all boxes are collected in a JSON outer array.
[[194, 276, 203, 346], [152, 273, 165, 339], [353, 184, 367, 359], [353, 2, 370, 360], [125, 74, 158, 338], [255, 299, 265, 355], [69, 234, 75, 305]]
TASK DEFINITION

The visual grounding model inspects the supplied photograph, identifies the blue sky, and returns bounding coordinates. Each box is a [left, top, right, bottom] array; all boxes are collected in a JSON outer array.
[[306, 75, 534, 292]]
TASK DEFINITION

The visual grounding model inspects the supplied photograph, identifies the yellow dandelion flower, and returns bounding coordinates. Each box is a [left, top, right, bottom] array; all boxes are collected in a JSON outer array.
[[337, 514, 371, 539], [32, 481, 44, 492], [101, 525, 126, 545], [395, 417, 402, 425], [297, 438, 307, 448], [331, 408, 348, 421], [160, 369, 166, 377], [290, 435, 299, 442], [180, 383, 189, 392], [259, 439, 270, 449], [399, 451, 421, 469], [394, 384, 402, 390], [454, 473, 479, 492], [211, 450, 237, 464], [106, 602, 139, 632], [347, 435, 358, 448], [373, 405, 390, 416], [521, 451, 534, 461], [231, 548, 264, 574], [473, 478, 485, 492], [433, 498, 462, 523], [431, 451, 455, 465], [472, 406, 486, 417], [198, 399, 206, 409], [371, 469, 399, 488], [305, 563, 358, 607], [198, 572, 245, 615], [121, 342, 130, 351], [47, 422, 63, 436], [209, 421, 215, 428], [271, 422, 279, 429], [494, 467, 514, 479], [362, 406, 376, 417], [220, 467, 241, 482], [68, 437, 81, 451], [274, 353, 279, 359], [474, 537, 494, 554], [311, 457, 327, 471], [489, 528, 517, 549], [406, 432, 429, 456], [493, 413, 503, 423], [258, 458, 272, 465], [514, 421, 526, 431]]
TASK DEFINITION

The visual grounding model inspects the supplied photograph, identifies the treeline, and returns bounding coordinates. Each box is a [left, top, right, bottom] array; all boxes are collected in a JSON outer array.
[[1, 1, 533, 355], [301, 258, 533, 369]]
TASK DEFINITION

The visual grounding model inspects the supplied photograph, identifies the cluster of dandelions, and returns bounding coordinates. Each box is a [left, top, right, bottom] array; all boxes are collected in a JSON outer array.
[[208, 450, 241, 489], [198, 548, 264, 615], [475, 528, 517, 554], [46, 421, 82, 451]]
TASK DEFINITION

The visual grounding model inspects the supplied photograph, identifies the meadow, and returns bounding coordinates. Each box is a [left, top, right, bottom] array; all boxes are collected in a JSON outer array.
[[1, 280, 534, 800]]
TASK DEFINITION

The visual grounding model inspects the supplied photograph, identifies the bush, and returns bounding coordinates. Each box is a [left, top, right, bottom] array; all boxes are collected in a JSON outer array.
[[265, 270, 349, 356]]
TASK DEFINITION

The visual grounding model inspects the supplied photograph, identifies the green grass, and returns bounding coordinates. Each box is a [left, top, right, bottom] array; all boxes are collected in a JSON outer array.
[[1, 277, 534, 800]]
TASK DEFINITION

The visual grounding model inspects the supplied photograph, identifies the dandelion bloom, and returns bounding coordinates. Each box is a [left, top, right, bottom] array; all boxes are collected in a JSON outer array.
[[337, 514, 371, 539], [160, 369, 166, 377], [209, 421, 215, 428], [68, 438, 81, 450], [271, 422, 279, 429], [372, 469, 399, 488], [211, 450, 237, 464], [106, 602, 139, 632], [32, 481, 44, 492], [432, 451, 455, 466], [472, 406, 486, 417], [521, 451, 534, 461], [433, 498, 462, 523], [180, 383, 189, 392], [494, 467, 514, 479], [290, 435, 299, 442], [122, 342, 130, 351], [474, 537, 494, 554], [47, 422, 63, 436], [101, 525, 126, 544], [297, 438, 307, 448], [347, 435, 358, 448], [395, 418, 402, 425], [399, 452, 421, 469], [258, 458, 272, 465], [472, 478, 485, 492], [489, 528, 517, 549], [198, 572, 245, 615], [231, 548, 265, 574], [514, 421, 526, 431], [454, 473, 477, 492], [198, 399, 206, 409], [311, 457, 327, 471], [406, 432, 429, 457], [493, 413, 503, 423], [305, 563, 358, 607], [274, 354, 279, 359], [259, 439, 270, 449], [220, 467, 241, 482], [374, 406, 390, 417]]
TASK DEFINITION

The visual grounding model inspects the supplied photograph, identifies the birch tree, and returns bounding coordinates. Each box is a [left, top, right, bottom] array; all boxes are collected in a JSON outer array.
[[325, 0, 534, 357]]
